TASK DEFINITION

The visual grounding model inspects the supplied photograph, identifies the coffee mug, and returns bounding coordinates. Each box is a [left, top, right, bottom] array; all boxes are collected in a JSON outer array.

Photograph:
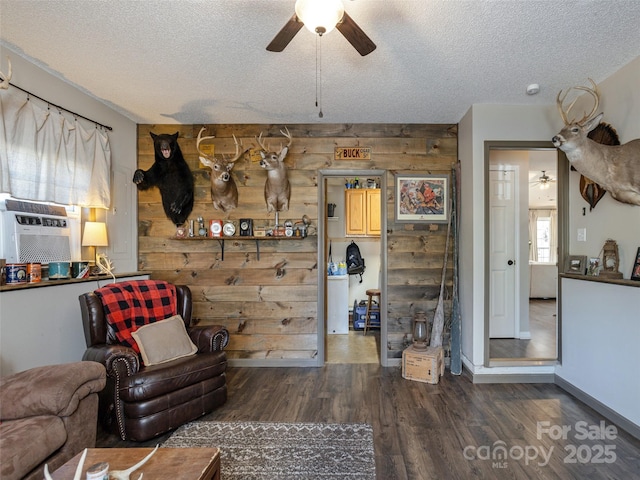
[[72, 261, 90, 278], [48, 262, 70, 280]]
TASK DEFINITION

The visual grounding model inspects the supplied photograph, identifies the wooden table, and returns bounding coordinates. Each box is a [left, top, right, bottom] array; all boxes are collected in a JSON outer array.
[[50, 448, 220, 480]]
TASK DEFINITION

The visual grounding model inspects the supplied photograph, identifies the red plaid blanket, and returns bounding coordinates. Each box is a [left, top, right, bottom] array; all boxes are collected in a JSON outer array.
[[95, 280, 177, 353]]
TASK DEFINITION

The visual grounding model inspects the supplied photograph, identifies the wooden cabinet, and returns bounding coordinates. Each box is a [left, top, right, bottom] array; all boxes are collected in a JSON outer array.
[[367, 189, 381, 235], [345, 188, 380, 236]]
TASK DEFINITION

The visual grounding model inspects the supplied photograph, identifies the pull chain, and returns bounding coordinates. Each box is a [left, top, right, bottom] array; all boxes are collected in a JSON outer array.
[[315, 34, 324, 118]]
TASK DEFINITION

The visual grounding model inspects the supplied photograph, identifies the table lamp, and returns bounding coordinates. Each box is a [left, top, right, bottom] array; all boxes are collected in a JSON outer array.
[[82, 221, 108, 265]]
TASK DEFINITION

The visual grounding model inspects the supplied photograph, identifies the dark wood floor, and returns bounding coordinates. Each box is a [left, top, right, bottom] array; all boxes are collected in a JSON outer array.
[[490, 299, 557, 359], [97, 365, 640, 479]]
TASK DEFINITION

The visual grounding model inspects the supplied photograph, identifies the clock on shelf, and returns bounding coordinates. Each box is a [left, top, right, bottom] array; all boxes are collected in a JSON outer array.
[[209, 220, 222, 237], [223, 221, 236, 237], [240, 218, 253, 236]]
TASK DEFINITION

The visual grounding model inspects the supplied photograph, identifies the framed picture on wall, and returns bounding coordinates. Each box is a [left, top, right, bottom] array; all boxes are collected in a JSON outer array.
[[631, 247, 640, 281], [395, 174, 449, 223], [565, 255, 587, 275]]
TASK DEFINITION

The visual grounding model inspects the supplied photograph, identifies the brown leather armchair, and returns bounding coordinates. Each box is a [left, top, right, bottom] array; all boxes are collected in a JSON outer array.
[[79, 281, 229, 441]]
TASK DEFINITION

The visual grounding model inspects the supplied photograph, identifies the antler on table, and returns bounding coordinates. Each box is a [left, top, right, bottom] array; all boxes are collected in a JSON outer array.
[[44, 449, 88, 480], [109, 445, 159, 480]]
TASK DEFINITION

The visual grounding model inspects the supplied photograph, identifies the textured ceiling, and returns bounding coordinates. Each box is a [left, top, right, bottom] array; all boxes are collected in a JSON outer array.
[[1, 0, 639, 125]]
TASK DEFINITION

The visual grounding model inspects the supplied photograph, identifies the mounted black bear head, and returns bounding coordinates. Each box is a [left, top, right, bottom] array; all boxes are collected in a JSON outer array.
[[151, 132, 180, 161], [133, 132, 194, 226]]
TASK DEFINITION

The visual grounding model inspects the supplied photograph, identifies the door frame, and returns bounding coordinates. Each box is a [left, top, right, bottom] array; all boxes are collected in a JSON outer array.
[[483, 141, 568, 367], [317, 169, 388, 366]]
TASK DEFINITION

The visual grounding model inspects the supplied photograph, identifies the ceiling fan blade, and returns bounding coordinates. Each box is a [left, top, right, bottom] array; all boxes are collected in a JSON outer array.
[[336, 11, 376, 56], [267, 14, 304, 52]]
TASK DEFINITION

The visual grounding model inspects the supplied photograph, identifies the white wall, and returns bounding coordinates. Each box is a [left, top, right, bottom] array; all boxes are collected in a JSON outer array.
[[0, 275, 148, 376], [557, 278, 640, 429], [0, 46, 139, 272], [458, 104, 558, 368], [458, 108, 476, 363]]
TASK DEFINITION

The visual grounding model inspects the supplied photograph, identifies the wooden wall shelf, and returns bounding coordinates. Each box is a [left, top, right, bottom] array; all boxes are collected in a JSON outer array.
[[173, 235, 314, 260]]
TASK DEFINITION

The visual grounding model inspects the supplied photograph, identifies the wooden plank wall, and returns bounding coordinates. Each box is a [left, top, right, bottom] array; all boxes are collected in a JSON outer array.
[[137, 124, 457, 364]]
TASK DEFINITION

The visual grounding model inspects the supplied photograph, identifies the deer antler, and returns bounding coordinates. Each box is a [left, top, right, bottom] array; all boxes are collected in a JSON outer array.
[[109, 445, 159, 480], [44, 449, 87, 480], [196, 127, 216, 158], [226, 134, 244, 163], [255, 132, 271, 152], [280, 126, 292, 149], [256, 128, 292, 153], [556, 78, 599, 126], [0, 57, 12, 90]]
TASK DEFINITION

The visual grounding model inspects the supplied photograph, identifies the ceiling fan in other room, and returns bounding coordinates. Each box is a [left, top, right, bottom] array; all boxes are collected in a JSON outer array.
[[530, 171, 556, 190], [266, 0, 376, 56]]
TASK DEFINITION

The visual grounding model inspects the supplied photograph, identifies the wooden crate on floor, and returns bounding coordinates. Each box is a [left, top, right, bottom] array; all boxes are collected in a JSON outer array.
[[402, 345, 444, 384]]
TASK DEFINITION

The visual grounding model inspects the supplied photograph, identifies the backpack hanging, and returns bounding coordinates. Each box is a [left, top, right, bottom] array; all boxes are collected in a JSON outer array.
[[346, 240, 365, 283]]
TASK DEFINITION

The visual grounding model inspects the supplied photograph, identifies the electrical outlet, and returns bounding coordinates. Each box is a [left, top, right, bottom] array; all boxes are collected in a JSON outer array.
[[577, 228, 587, 242]]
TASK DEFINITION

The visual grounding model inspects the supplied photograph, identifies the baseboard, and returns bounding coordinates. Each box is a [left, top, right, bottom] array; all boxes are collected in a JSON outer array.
[[229, 358, 408, 368], [554, 375, 640, 441], [386, 358, 402, 367], [471, 372, 555, 383], [461, 354, 556, 383], [518, 330, 531, 339], [228, 358, 320, 368]]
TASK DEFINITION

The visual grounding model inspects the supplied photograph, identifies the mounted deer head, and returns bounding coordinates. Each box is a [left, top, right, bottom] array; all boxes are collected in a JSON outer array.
[[255, 127, 292, 212], [0, 57, 12, 90], [552, 79, 640, 206], [197, 127, 243, 213]]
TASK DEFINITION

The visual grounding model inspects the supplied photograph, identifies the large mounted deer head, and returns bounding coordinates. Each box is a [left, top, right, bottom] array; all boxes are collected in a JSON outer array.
[[197, 127, 244, 213], [552, 79, 640, 206], [255, 127, 292, 212]]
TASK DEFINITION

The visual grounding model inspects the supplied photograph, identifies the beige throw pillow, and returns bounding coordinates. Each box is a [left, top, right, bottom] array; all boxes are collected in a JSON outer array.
[[131, 315, 198, 366]]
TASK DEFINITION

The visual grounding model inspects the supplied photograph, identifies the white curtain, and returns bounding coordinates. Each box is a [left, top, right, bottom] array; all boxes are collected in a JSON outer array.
[[549, 209, 558, 264], [529, 209, 538, 262], [528, 208, 557, 264], [0, 88, 111, 208]]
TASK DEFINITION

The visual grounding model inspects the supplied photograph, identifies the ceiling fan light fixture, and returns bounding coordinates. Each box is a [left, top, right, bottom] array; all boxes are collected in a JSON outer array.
[[538, 171, 551, 189], [295, 0, 345, 36]]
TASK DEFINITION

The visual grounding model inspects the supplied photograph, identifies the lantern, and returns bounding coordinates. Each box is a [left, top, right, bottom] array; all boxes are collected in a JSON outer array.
[[413, 311, 429, 350], [600, 239, 623, 279]]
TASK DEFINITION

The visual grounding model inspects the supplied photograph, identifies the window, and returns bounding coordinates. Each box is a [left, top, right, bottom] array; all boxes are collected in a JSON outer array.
[[536, 217, 551, 263]]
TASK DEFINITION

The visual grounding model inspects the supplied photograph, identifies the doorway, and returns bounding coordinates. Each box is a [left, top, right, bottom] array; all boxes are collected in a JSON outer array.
[[484, 142, 567, 365], [317, 170, 387, 366]]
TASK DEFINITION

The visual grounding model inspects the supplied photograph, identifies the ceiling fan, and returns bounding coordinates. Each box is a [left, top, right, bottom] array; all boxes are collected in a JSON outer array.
[[266, 0, 376, 56], [530, 171, 556, 189]]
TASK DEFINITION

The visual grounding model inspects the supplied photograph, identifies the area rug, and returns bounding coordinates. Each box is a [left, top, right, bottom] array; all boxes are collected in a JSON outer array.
[[162, 421, 376, 480]]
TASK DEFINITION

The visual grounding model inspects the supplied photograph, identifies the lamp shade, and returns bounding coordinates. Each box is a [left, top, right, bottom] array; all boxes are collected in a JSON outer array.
[[295, 0, 344, 35], [82, 221, 108, 247]]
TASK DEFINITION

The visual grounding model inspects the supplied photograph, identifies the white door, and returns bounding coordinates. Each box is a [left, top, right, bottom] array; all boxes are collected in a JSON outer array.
[[489, 169, 517, 338]]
